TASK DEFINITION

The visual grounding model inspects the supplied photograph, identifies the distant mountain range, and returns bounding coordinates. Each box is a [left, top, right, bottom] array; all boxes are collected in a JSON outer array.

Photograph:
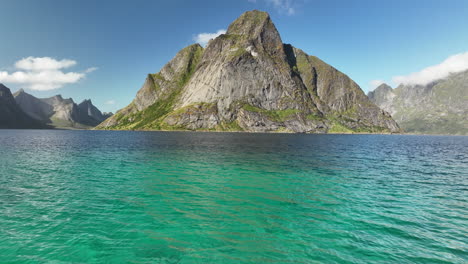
[[97, 10, 400, 133], [368, 70, 468, 135], [0, 83, 111, 129], [2, 11, 465, 134], [0, 84, 46, 129]]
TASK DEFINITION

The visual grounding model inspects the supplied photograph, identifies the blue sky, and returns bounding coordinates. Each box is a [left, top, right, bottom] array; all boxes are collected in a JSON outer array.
[[0, 0, 467, 113]]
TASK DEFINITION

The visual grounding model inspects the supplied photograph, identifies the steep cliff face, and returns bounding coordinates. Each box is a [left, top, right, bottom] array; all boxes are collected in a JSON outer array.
[[98, 10, 399, 133], [77, 99, 111, 126], [368, 70, 468, 135], [367, 83, 395, 113], [0, 84, 45, 129], [13, 89, 54, 122], [13, 90, 111, 129]]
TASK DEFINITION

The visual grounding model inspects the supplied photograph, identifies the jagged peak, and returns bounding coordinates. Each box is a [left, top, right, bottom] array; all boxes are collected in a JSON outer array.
[[48, 94, 74, 103], [13, 88, 30, 97], [227, 10, 282, 46], [375, 83, 393, 91], [203, 10, 284, 61], [0, 83, 9, 90], [79, 99, 92, 105], [227, 10, 272, 35]]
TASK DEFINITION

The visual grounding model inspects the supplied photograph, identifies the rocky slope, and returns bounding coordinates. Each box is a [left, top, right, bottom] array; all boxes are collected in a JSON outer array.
[[368, 70, 468, 135], [0, 84, 46, 129], [78, 99, 112, 124], [14, 89, 112, 129], [98, 10, 399, 133]]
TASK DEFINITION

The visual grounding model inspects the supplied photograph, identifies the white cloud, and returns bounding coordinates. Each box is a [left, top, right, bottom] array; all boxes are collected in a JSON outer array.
[[369, 80, 385, 90], [0, 57, 96, 91], [105, 100, 116, 105], [392, 52, 468, 86], [194, 29, 226, 47], [250, 0, 297, 15], [15, 57, 76, 71], [85, 67, 98, 73]]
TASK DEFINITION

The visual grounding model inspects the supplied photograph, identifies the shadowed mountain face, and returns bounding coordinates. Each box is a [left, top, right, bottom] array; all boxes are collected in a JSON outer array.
[[13, 89, 112, 129], [97, 10, 399, 133], [368, 70, 468, 135], [0, 85, 46, 129]]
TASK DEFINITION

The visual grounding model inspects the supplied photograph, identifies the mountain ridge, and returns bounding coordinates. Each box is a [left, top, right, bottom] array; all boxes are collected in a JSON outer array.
[[0, 84, 47, 129], [367, 70, 468, 135], [12, 88, 112, 129]]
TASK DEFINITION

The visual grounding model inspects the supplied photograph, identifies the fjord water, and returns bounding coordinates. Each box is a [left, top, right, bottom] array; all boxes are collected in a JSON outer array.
[[1, 131, 467, 263]]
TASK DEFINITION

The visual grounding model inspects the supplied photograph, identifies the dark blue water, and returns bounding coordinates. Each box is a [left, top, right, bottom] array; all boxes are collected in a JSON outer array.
[[0, 130, 467, 263]]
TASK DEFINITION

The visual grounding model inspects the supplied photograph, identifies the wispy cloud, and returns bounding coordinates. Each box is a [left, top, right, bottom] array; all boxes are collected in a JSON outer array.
[[193, 29, 226, 47], [249, 0, 297, 16], [85, 67, 98, 73], [392, 52, 468, 86], [105, 100, 116, 105], [0, 57, 96, 91]]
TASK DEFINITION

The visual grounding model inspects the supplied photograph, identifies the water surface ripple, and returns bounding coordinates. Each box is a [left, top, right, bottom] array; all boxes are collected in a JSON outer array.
[[0, 130, 467, 263]]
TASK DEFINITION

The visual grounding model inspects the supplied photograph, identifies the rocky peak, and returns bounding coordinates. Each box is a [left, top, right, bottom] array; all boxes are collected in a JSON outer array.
[[79, 99, 93, 106], [223, 10, 284, 60], [368, 83, 393, 102], [227, 10, 280, 40], [375, 83, 393, 92], [0, 83, 13, 99], [13, 88, 31, 98], [77, 98, 106, 123], [0, 83, 46, 129], [13, 89, 36, 101]]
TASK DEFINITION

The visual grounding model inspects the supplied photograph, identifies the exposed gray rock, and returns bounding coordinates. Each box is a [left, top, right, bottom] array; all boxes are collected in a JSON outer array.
[[13, 90, 110, 129], [13, 89, 53, 122], [98, 10, 399, 133], [0, 84, 46, 129], [367, 70, 468, 135]]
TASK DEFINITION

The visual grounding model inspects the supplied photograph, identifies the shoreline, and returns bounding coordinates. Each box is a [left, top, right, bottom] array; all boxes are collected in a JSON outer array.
[[1, 128, 466, 136], [91, 128, 468, 136]]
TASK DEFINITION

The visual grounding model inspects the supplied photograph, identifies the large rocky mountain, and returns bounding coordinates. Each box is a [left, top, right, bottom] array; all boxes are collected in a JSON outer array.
[[13, 89, 111, 129], [0, 84, 46, 129], [368, 70, 468, 135], [98, 10, 399, 133]]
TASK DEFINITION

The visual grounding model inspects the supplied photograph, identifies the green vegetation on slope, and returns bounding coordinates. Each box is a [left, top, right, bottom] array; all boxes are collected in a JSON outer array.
[[104, 44, 204, 130], [242, 103, 300, 122]]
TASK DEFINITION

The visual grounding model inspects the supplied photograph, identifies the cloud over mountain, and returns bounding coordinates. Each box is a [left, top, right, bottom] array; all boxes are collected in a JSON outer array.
[[0, 57, 96, 91], [194, 29, 226, 46], [392, 52, 468, 86]]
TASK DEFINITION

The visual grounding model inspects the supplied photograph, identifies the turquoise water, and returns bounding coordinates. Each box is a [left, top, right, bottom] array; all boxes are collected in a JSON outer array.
[[0, 130, 467, 263]]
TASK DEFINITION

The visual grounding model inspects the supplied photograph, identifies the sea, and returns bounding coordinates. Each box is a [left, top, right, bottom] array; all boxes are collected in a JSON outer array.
[[0, 130, 467, 263]]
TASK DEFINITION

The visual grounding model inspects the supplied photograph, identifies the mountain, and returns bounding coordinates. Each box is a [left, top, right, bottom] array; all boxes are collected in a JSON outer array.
[[97, 10, 399, 133], [13, 89, 112, 129], [77, 99, 113, 126], [368, 70, 468, 135], [77, 99, 106, 123], [0, 84, 46, 129]]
